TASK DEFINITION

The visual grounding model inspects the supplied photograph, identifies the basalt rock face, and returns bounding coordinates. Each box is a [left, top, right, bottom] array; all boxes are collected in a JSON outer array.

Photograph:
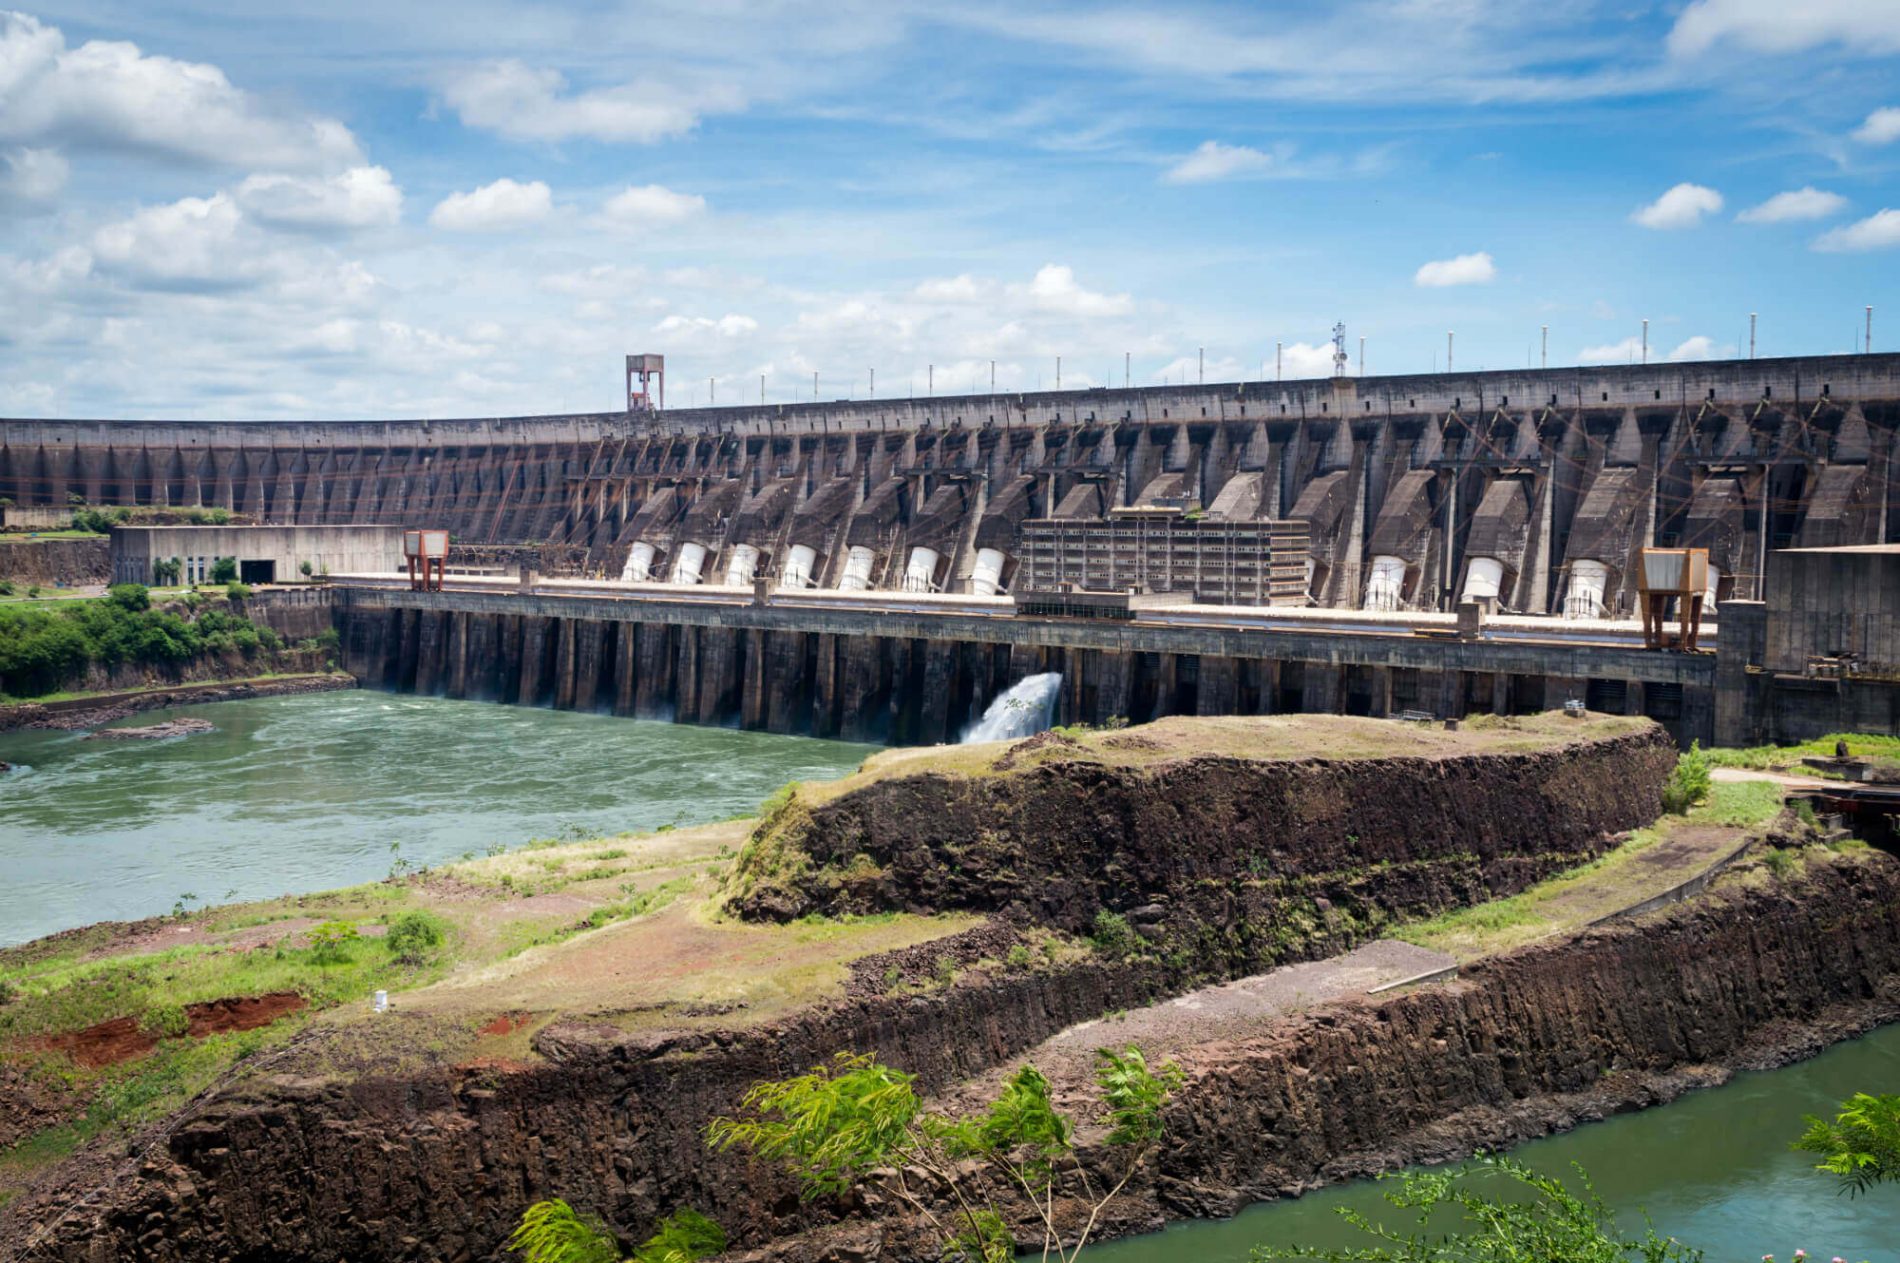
[[0, 538, 108, 587], [730, 728, 1678, 947]]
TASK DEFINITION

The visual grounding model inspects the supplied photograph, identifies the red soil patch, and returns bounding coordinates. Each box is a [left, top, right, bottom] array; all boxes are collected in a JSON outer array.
[[23, 992, 308, 1069], [29, 1017, 158, 1069], [478, 1011, 533, 1037], [185, 991, 306, 1036]]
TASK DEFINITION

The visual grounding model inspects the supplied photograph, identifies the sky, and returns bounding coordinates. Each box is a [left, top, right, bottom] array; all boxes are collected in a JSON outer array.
[[0, 0, 1897, 420]]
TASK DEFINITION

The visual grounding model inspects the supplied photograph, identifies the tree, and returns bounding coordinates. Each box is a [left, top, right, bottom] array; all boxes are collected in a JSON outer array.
[[1252, 1155, 1702, 1263], [707, 1045, 1182, 1262], [152, 556, 182, 585], [300, 559, 315, 578], [1795, 1092, 1900, 1196], [210, 556, 238, 584], [105, 583, 150, 612]]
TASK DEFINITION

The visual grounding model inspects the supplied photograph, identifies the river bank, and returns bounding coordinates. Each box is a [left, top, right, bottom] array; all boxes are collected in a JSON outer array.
[[0, 672, 355, 732]]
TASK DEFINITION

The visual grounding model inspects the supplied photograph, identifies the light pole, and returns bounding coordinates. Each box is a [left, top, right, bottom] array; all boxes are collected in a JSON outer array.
[[1447, 331, 1454, 372], [1541, 325, 1548, 369], [1641, 319, 1648, 365], [1276, 342, 1283, 381], [1749, 313, 1757, 360], [1358, 336, 1365, 376], [869, 368, 875, 399], [1056, 356, 1062, 389]]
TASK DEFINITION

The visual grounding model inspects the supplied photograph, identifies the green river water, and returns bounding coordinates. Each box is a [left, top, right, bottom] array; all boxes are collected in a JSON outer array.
[[2, 690, 1896, 1258], [1095, 1022, 1900, 1263], [0, 690, 875, 947]]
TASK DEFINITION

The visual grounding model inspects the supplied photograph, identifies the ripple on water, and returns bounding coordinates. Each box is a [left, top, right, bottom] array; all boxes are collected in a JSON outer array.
[[0, 691, 875, 947]]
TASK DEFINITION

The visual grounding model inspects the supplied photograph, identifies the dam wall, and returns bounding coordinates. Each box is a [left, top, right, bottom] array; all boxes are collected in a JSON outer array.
[[5, 354, 1897, 621], [329, 586, 1719, 744]]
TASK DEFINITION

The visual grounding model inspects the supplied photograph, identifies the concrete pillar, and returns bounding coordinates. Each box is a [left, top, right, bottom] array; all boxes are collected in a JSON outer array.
[[553, 618, 579, 709], [839, 636, 886, 742], [571, 620, 604, 712], [394, 608, 422, 693], [742, 629, 771, 730], [1714, 600, 1767, 745], [766, 632, 810, 734], [1370, 665, 1393, 718], [809, 634, 841, 738], [1093, 651, 1133, 724], [1492, 671, 1510, 716], [445, 611, 469, 700], [634, 623, 674, 717], [676, 625, 703, 723], [614, 620, 640, 716], [517, 616, 549, 706], [918, 641, 959, 744], [1197, 656, 1239, 715], [1301, 663, 1342, 715]]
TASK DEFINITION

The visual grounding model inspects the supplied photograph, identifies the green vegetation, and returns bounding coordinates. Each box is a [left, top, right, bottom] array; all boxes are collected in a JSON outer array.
[[226, 581, 252, 600], [1709, 732, 1900, 771], [1089, 909, 1142, 960], [1795, 1092, 1900, 1196], [1661, 741, 1712, 814], [384, 910, 448, 963], [1397, 779, 1786, 959], [64, 506, 232, 535], [1253, 1155, 1702, 1262], [0, 582, 286, 697], [210, 557, 238, 584], [152, 556, 182, 584]]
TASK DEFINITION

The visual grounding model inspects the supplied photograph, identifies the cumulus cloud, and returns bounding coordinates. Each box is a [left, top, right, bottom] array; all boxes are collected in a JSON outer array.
[[236, 166, 401, 232], [1736, 187, 1847, 223], [438, 60, 740, 143], [0, 146, 67, 203], [913, 274, 989, 303], [90, 193, 259, 289], [1163, 140, 1273, 184], [429, 178, 552, 231], [1855, 107, 1900, 145], [655, 313, 758, 338], [1271, 342, 1341, 378], [0, 12, 361, 170], [1579, 335, 1657, 364], [1669, 0, 1900, 56], [1814, 208, 1900, 251], [600, 183, 706, 227], [1632, 183, 1723, 229], [1010, 264, 1133, 317], [1666, 335, 1734, 361], [1414, 251, 1496, 287]]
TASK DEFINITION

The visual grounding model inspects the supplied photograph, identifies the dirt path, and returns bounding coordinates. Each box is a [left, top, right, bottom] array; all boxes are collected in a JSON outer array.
[[938, 940, 1453, 1112], [1712, 766, 1831, 790]]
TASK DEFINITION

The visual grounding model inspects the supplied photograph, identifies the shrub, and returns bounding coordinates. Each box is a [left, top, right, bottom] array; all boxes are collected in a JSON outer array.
[[1006, 943, 1034, 971], [0, 979, 17, 1006], [225, 581, 252, 601], [299, 559, 314, 577], [307, 920, 360, 965], [143, 1003, 189, 1038], [105, 583, 150, 612], [0, 580, 13, 596], [385, 910, 448, 963], [152, 556, 182, 584], [1090, 909, 1141, 960], [1662, 740, 1713, 814], [210, 557, 238, 584]]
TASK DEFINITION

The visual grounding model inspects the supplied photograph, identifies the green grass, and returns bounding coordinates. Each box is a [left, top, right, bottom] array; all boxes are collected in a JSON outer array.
[[1396, 780, 1787, 959], [1708, 732, 1900, 770], [0, 529, 107, 541]]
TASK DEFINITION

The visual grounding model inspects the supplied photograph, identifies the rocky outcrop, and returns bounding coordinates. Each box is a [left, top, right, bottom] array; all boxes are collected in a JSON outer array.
[[0, 673, 354, 732], [730, 728, 1677, 945], [11, 846, 1900, 1263], [0, 539, 109, 588]]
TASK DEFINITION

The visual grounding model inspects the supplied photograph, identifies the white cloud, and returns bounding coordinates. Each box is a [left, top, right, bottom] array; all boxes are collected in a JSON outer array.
[[429, 178, 552, 231], [600, 183, 706, 227], [1579, 335, 1656, 364], [1414, 251, 1497, 287], [1273, 342, 1340, 378], [1163, 140, 1273, 184], [1669, 0, 1900, 56], [237, 166, 401, 232], [90, 193, 258, 288], [0, 146, 67, 202], [1632, 183, 1724, 229], [438, 60, 740, 143], [913, 274, 990, 303], [1814, 208, 1900, 251], [1666, 335, 1734, 361], [0, 12, 361, 170], [1736, 187, 1847, 223], [655, 313, 758, 338], [1855, 107, 1900, 145], [1009, 264, 1133, 318]]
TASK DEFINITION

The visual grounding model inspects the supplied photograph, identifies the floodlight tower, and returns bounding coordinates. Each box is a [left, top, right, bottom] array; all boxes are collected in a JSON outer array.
[[626, 354, 665, 412]]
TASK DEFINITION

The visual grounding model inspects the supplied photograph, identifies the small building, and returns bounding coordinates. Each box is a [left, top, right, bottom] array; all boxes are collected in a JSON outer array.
[[110, 524, 406, 585]]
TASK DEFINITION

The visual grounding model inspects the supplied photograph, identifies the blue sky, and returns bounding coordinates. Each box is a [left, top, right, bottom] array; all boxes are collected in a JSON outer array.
[[1, 0, 1896, 419]]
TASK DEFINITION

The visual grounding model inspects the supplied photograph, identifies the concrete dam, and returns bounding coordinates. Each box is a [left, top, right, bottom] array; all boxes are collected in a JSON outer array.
[[8, 352, 1899, 746]]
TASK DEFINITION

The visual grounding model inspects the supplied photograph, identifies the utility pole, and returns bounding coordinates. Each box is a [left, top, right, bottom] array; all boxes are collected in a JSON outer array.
[[1358, 336, 1365, 376], [709, 377, 715, 405], [869, 368, 874, 399], [1056, 356, 1062, 389], [1276, 342, 1283, 381], [1868, 305, 1875, 354], [813, 370, 818, 401], [1198, 347, 1204, 385], [991, 360, 996, 392], [1641, 319, 1648, 365], [1125, 351, 1130, 387], [1749, 313, 1757, 360], [1541, 325, 1548, 369], [928, 364, 934, 396], [1447, 331, 1454, 372], [760, 374, 765, 404]]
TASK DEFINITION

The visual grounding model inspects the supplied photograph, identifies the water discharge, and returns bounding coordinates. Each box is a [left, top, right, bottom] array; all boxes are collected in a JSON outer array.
[[961, 672, 1063, 743], [0, 691, 875, 947]]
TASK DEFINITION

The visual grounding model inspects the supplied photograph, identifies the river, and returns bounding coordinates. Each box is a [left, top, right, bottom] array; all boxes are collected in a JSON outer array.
[[0, 690, 876, 947], [1095, 1021, 1900, 1262]]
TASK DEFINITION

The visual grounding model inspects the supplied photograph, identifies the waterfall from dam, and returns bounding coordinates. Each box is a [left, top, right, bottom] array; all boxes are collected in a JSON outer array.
[[960, 673, 1062, 743]]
